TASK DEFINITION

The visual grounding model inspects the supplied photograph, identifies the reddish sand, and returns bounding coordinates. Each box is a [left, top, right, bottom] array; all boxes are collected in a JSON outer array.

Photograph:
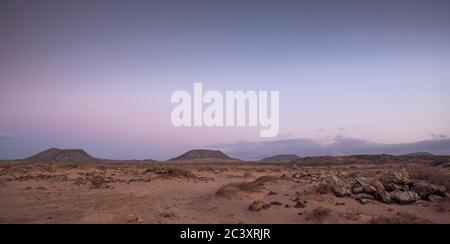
[[0, 160, 449, 224]]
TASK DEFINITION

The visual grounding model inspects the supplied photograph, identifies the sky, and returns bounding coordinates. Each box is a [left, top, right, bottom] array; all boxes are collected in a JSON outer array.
[[1, 0, 450, 160]]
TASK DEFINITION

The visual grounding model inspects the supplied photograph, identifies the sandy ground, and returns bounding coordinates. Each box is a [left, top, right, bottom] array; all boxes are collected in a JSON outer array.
[[0, 161, 449, 224]]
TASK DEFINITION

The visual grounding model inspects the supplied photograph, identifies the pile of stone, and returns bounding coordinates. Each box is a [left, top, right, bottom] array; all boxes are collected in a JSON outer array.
[[292, 169, 334, 182], [74, 172, 114, 189], [317, 169, 446, 205]]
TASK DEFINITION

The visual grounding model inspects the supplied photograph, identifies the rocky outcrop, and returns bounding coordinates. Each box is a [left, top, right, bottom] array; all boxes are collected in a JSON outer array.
[[315, 169, 446, 205], [408, 180, 446, 199], [317, 173, 351, 197], [333, 185, 351, 197], [372, 180, 392, 203]]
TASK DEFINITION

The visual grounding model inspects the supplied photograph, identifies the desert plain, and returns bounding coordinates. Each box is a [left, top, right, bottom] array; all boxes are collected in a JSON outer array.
[[0, 149, 449, 224]]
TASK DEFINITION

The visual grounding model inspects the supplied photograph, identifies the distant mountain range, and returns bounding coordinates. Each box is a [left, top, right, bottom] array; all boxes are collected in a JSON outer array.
[[12, 147, 448, 164], [260, 154, 300, 161], [216, 138, 450, 160], [402, 152, 434, 156]]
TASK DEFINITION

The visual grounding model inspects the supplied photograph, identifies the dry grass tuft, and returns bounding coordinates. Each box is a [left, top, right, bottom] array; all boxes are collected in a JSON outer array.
[[216, 175, 290, 199], [216, 182, 263, 199], [166, 168, 195, 178], [306, 207, 332, 222]]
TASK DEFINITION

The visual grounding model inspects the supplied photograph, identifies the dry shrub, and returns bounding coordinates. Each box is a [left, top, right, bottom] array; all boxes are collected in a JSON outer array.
[[0, 164, 12, 170], [306, 207, 332, 222], [159, 168, 195, 178], [168, 168, 194, 178], [60, 164, 81, 170], [368, 212, 432, 224], [216, 175, 287, 199], [36, 164, 57, 173], [408, 166, 450, 191], [89, 175, 110, 188], [436, 198, 450, 213], [216, 182, 263, 198]]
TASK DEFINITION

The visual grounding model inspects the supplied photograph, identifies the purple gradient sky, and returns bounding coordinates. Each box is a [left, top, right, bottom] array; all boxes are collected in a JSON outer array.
[[1, 0, 450, 160]]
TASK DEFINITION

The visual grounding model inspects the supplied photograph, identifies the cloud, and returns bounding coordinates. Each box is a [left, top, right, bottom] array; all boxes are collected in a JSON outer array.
[[212, 137, 450, 160], [430, 134, 449, 140], [0, 132, 15, 140]]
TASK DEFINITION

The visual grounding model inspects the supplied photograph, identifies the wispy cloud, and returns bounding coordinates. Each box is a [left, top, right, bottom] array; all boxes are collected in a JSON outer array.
[[212, 137, 450, 160], [0, 132, 15, 140]]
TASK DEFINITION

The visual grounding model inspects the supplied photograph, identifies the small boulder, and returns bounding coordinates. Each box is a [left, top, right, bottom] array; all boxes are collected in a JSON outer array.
[[317, 174, 352, 198], [317, 174, 341, 194], [358, 199, 371, 205], [390, 191, 420, 205], [428, 195, 443, 202], [249, 200, 271, 212], [383, 182, 409, 192], [333, 185, 351, 197], [128, 216, 144, 224], [371, 180, 392, 204], [380, 169, 410, 186], [353, 193, 375, 201], [355, 177, 376, 194], [352, 186, 364, 194]]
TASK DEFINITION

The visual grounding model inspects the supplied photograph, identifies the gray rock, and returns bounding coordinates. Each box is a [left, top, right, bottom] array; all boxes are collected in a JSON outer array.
[[333, 185, 351, 197], [353, 193, 375, 200], [409, 180, 446, 199], [353, 177, 378, 194], [359, 199, 371, 205], [317, 174, 341, 194], [380, 169, 410, 186], [352, 186, 364, 194], [383, 182, 409, 192], [390, 191, 420, 205], [428, 195, 443, 202], [371, 180, 392, 204]]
